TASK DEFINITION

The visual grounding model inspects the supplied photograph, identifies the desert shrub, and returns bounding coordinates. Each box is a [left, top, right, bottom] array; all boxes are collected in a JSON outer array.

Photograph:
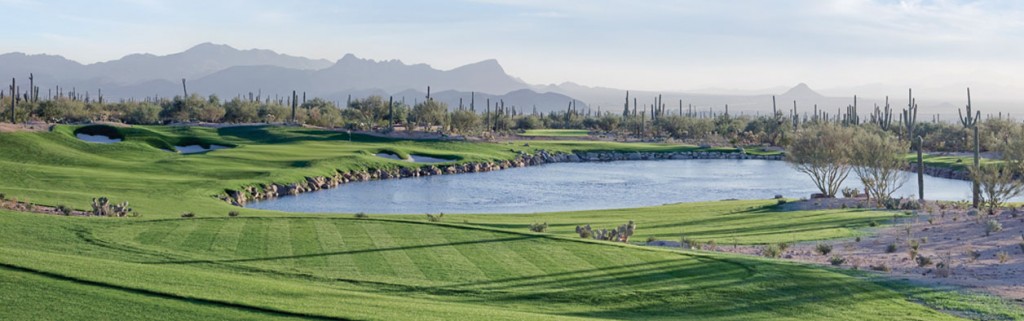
[[997, 251, 1010, 264], [776, 199, 787, 205], [935, 252, 953, 278], [426, 213, 444, 222], [900, 200, 921, 210], [679, 236, 693, 249], [704, 239, 717, 251], [829, 255, 846, 266], [909, 239, 920, 251], [228, 210, 240, 217], [916, 255, 933, 267], [966, 248, 982, 262], [855, 236, 861, 242], [886, 243, 898, 253], [646, 236, 658, 243], [56, 205, 72, 216], [815, 243, 833, 256], [870, 264, 892, 272], [577, 225, 593, 239], [881, 198, 901, 210], [354, 212, 368, 219], [529, 222, 548, 233], [0, 193, 5, 200], [868, 220, 879, 227], [985, 219, 1003, 236], [777, 242, 791, 252], [841, 187, 861, 198], [761, 244, 782, 258], [180, 212, 195, 218]]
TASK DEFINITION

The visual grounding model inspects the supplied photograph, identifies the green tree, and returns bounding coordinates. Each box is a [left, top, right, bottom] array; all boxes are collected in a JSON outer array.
[[786, 124, 855, 197]]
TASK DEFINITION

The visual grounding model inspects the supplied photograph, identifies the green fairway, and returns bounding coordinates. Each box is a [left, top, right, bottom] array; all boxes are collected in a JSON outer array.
[[520, 129, 591, 137], [0, 125, 1020, 320], [445, 200, 894, 244]]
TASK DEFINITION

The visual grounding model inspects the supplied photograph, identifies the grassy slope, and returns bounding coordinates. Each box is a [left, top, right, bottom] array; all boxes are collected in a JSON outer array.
[[0, 125, 1018, 320], [443, 200, 894, 244], [0, 211, 970, 321]]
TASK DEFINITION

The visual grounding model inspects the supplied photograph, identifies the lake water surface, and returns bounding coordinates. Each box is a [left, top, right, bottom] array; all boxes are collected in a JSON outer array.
[[247, 159, 1009, 214]]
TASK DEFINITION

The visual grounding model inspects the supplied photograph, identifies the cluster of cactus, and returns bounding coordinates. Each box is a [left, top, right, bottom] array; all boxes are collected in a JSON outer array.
[[575, 220, 636, 243], [870, 96, 893, 130], [91, 197, 132, 217], [841, 96, 859, 126]]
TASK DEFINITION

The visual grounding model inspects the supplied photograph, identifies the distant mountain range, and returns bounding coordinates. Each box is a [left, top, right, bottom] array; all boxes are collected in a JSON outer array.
[[0, 42, 996, 117]]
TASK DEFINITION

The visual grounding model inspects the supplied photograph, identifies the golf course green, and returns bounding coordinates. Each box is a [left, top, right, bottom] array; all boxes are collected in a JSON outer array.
[[0, 125, 1020, 320]]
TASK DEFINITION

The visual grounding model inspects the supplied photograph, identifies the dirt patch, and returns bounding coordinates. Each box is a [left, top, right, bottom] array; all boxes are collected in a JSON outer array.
[[0, 122, 51, 133], [663, 200, 1024, 303]]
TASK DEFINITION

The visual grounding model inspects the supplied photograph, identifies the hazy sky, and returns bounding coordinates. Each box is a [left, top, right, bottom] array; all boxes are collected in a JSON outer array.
[[3, 0, 1023, 99]]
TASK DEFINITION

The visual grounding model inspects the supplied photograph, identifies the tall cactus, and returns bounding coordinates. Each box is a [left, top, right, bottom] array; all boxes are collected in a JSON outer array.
[[8, 78, 15, 123], [870, 96, 893, 130], [958, 88, 981, 208], [903, 89, 921, 201]]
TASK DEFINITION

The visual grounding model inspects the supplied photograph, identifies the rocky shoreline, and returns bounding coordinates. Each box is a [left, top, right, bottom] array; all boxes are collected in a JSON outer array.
[[221, 150, 783, 206], [220, 149, 977, 207]]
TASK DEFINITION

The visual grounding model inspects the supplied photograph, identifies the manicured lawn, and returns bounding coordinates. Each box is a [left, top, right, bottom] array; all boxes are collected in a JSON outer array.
[[0, 125, 1019, 320]]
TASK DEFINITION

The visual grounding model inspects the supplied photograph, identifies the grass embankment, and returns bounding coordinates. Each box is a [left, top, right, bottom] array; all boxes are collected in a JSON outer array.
[[0, 125, 1018, 320]]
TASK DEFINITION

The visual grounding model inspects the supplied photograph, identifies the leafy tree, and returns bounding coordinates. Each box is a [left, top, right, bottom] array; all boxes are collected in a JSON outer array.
[[411, 100, 447, 130], [786, 124, 855, 197], [973, 124, 1024, 214], [850, 127, 909, 205], [450, 109, 481, 133]]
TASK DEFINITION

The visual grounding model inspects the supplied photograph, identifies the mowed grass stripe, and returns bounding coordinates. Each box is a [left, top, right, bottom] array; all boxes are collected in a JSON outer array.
[[335, 221, 393, 282], [133, 221, 180, 246], [210, 219, 247, 254], [234, 218, 269, 260], [314, 219, 360, 279], [265, 219, 294, 269], [436, 226, 537, 281], [384, 223, 488, 283], [158, 220, 198, 250], [359, 222, 427, 282], [180, 220, 225, 253], [287, 219, 327, 270]]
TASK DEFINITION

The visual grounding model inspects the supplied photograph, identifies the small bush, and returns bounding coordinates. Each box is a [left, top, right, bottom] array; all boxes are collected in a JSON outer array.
[[870, 264, 892, 272], [885, 243, 898, 253], [228, 211, 240, 217], [180, 212, 195, 218], [646, 236, 658, 243], [829, 255, 846, 266], [353, 212, 368, 219], [56, 205, 72, 216], [997, 251, 1010, 264], [679, 236, 693, 249], [855, 236, 861, 242], [815, 243, 833, 256], [777, 242, 791, 252], [966, 248, 982, 262], [579, 228, 592, 239], [529, 222, 548, 233], [776, 199, 787, 205], [985, 219, 1002, 236], [916, 255, 933, 267], [909, 239, 920, 251], [868, 220, 879, 227], [426, 213, 444, 222], [841, 187, 860, 198], [762, 244, 782, 258], [900, 200, 921, 210]]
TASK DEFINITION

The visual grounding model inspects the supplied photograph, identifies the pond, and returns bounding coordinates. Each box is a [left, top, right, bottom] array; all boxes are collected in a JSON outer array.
[[246, 159, 1011, 214]]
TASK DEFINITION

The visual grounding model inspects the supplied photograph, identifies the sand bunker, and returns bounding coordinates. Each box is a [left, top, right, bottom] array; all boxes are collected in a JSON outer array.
[[175, 145, 229, 154], [76, 133, 122, 144]]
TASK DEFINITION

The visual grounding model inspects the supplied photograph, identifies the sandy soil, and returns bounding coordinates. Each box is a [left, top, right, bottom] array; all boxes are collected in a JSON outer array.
[[653, 199, 1024, 303], [0, 122, 52, 132]]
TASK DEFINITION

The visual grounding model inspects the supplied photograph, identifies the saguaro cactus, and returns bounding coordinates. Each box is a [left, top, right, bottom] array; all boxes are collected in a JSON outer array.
[[9, 78, 15, 123], [958, 88, 981, 208], [903, 89, 921, 201], [870, 97, 893, 130]]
